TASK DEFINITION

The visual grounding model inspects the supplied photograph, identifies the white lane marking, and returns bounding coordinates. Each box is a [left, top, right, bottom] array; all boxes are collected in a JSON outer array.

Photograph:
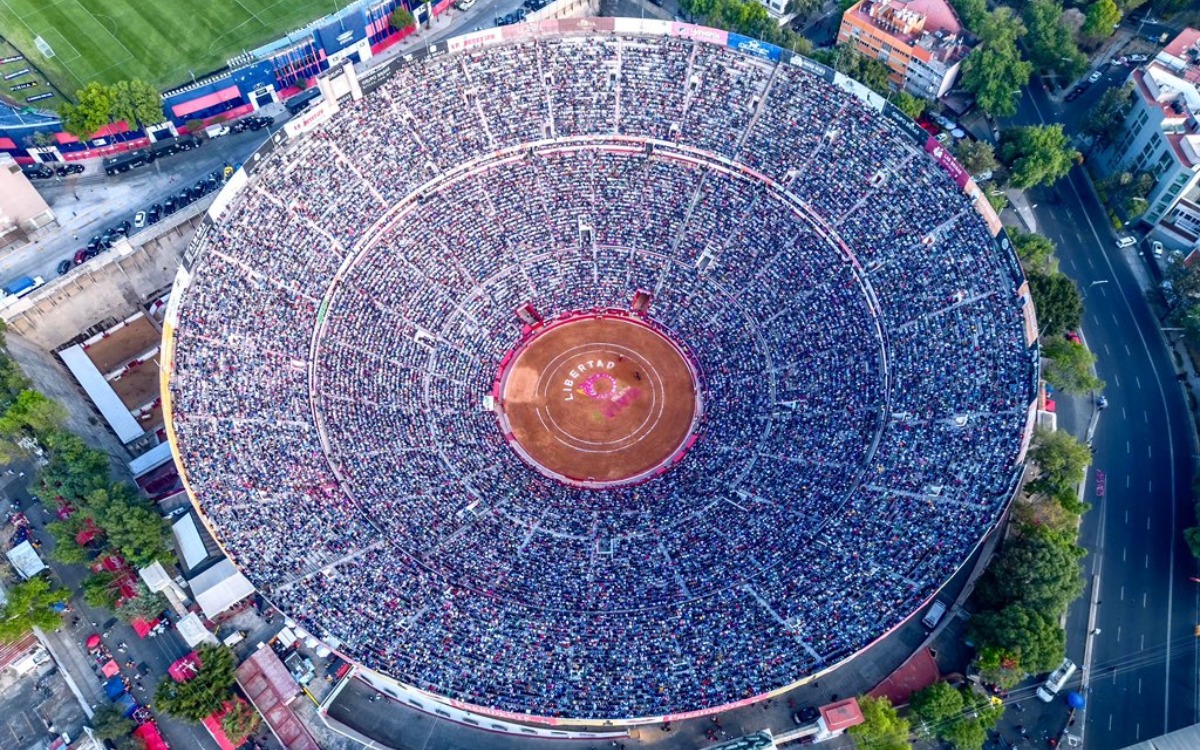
[[1114, 373, 1121, 387], [1136, 376, 1142, 389], [1127, 441, 1132, 454], [1148, 444, 1153, 458], [1147, 517, 1152, 530], [1144, 410, 1149, 423], [1145, 554, 1150, 569], [1064, 168, 1181, 729], [1117, 625, 1122, 642], [1105, 343, 1112, 355], [1144, 592, 1148, 608], [1121, 583, 1125, 597], [1125, 344, 1132, 355], [1126, 475, 1131, 489], [1139, 678, 1143, 695]]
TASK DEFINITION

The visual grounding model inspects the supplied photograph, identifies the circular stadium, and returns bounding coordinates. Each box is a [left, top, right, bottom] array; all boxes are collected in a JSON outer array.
[[162, 21, 1038, 723]]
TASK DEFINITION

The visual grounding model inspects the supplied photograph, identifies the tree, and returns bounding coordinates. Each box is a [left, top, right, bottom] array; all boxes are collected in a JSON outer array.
[[1024, 0, 1087, 79], [960, 13, 1033, 119], [58, 82, 115, 140], [892, 91, 926, 119], [219, 698, 262, 744], [1042, 336, 1104, 394], [1027, 270, 1082, 338], [824, 44, 892, 95], [1085, 83, 1133, 146], [155, 645, 238, 722], [975, 528, 1085, 614], [1027, 427, 1092, 496], [116, 583, 169, 624], [1010, 229, 1056, 273], [91, 704, 136, 741], [110, 80, 165, 129], [0, 390, 66, 439], [46, 519, 94, 565], [942, 717, 988, 750], [1185, 527, 1200, 559], [909, 681, 963, 733], [84, 486, 173, 567], [955, 139, 998, 177], [40, 431, 111, 501], [999, 125, 1079, 188], [968, 604, 1066, 674], [391, 7, 415, 30], [949, 0, 988, 31], [1082, 0, 1121, 41], [82, 571, 122, 610], [683, 0, 811, 51], [847, 695, 911, 750], [0, 577, 68, 643]]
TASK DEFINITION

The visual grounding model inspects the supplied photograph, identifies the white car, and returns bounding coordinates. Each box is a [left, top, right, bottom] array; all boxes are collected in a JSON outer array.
[[1088, 70, 1103, 83], [1115, 235, 1136, 248], [935, 132, 951, 145], [1129, 54, 1148, 63], [1152, 240, 1164, 257], [134, 211, 146, 228]]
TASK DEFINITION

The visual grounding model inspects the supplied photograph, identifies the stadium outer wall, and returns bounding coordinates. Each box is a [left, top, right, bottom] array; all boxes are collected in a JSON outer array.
[[159, 20, 1042, 728]]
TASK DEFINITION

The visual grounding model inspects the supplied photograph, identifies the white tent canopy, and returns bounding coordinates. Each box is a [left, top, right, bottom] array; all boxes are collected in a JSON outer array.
[[6, 541, 46, 579], [176, 612, 218, 647], [188, 559, 255, 620]]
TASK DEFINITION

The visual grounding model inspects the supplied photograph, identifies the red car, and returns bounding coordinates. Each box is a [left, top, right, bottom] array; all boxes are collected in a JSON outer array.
[[73, 248, 88, 265]]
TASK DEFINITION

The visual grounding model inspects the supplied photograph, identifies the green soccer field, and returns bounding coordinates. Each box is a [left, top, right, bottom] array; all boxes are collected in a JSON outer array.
[[0, 0, 346, 97]]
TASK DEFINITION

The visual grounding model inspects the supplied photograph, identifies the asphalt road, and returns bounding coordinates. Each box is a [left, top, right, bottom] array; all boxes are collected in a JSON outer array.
[[1006, 78, 1198, 748]]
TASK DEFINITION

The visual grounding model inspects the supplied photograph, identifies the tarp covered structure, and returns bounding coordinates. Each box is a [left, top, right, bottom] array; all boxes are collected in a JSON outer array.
[[188, 558, 255, 620], [133, 722, 169, 750], [5, 540, 46, 579]]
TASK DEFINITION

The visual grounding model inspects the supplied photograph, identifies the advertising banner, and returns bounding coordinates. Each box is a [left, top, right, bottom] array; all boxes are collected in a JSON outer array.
[[317, 14, 369, 57], [924, 137, 970, 189], [727, 33, 782, 62], [670, 22, 728, 46], [880, 102, 927, 145], [787, 53, 834, 83], [558, 17, 614, 33], [449, 28, 504, 54], [358, 57, 403, 94]]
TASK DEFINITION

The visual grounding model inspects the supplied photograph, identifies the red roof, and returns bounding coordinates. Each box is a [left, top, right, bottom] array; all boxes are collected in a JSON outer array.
[[0, 634, 38, 672], [171, 85, 241, 118], [1162, 27, 1200, 60], [201, 715, 238, 750], [821, 698, 866, 731], [133, 722, 169, 750], [869, 647, 941, 706], [236, 647, 319, 750]]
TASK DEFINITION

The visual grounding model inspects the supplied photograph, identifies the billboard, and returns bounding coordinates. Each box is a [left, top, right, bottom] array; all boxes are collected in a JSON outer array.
[[317, 15, 369, 56], [924, 138, 970, 189], [181, 215, 213, 274], [726, 33, 782, 62], [880, 102, 927, 145], [670, 22, 728, 46], [787, 53, 834, 83]]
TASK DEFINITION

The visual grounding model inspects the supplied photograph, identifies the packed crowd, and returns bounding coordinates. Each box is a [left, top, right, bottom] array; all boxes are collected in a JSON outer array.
[[168, 32, 1034, 719]]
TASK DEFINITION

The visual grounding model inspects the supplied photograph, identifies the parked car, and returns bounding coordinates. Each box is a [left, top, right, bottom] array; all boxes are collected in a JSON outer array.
[[148, 204, 162, 223], [73, 249, 88, 265], [1129, 54, 1148, 63], [1152, 240, 1164, 257], [134, 211, 146, 228], [1088, 70, 1103, 83], [1115, 234, 1136, 248], [56, 259, 73, 275]]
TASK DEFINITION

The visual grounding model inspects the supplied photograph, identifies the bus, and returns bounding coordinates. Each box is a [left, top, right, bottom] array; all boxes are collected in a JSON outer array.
[[1036, 658, 1077, 702]]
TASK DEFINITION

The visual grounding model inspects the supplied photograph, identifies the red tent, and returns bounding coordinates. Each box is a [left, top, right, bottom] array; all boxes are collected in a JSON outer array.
[[101, 660, 121, 678], [85, 634, 102, 649], [201, 715, 238, 750], [131, 617, 159, 639], [133, 722, 169, 750], [169, 652, 200, 682]]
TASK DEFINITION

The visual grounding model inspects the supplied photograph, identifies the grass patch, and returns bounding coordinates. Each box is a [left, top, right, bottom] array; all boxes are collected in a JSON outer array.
[[0, 0, 345, 98]]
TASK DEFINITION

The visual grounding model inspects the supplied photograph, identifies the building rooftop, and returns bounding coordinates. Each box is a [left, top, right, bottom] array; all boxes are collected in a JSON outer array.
[[1156, 27, 1200, 86], [847, 0, 968, 62]]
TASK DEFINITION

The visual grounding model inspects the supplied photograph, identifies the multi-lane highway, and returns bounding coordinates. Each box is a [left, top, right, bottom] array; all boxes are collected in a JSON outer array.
[[1007, 75, 1197, 747]]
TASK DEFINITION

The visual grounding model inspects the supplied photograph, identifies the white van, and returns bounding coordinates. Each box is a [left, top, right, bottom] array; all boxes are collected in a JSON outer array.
[[1036, 658, 1077, 702], [1115, 235, 1136, 248], [921, 600, 948, 629]]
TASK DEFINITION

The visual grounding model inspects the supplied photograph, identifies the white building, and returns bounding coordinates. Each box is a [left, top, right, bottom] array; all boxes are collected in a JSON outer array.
[[1102, 28, 1200, 236]]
